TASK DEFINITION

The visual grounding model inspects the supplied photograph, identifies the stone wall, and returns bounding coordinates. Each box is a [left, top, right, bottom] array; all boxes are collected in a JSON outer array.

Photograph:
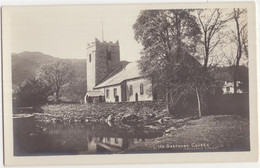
[[34, 100, 167, 124], [86, 39, 120, 91]]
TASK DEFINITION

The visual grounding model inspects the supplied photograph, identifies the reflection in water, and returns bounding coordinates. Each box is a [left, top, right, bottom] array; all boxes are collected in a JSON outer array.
[[13, 117, 163, 156]]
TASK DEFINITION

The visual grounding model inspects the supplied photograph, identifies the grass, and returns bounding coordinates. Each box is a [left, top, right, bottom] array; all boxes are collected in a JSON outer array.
[[126, 115, 250, 153]]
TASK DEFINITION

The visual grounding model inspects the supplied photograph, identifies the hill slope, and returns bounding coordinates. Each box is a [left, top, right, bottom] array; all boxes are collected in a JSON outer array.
[[12, 51, 87, 102]]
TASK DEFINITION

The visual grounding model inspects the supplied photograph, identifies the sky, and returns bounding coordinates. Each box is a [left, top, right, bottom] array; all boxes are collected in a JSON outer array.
[[4, 5, 143, 61], [3, 5, 249, 65]]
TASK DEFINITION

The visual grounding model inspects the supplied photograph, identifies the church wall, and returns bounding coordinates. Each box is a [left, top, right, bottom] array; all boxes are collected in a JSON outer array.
[[93, 88, 105, 95], [103, 84, 122, 102], [94, 77, 153, 103], [126, 77, 153, 102], [86, 43, 96, 91], [121, 81, 127, 102]]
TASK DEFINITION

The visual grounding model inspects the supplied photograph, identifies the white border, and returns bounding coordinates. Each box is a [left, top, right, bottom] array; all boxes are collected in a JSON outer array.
[[1, 1, 259, 168]]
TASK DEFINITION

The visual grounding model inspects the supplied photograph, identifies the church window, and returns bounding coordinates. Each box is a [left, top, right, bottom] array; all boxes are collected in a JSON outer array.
[[106, 89, 109, 98], [140, 83, 144, 95], [107, 51, 111, 60], [114, 88, 117, 97], [129, 85, 133, 96], [89, 54, 91, 62]]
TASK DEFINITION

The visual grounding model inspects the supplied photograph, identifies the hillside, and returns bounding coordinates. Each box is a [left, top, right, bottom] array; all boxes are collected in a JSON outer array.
[[12, 51, 59, 87], [12, 51, 87, 102]]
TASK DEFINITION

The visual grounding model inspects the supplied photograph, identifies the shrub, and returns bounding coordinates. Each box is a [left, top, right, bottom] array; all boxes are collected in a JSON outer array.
[[14, 79, 52, 107]]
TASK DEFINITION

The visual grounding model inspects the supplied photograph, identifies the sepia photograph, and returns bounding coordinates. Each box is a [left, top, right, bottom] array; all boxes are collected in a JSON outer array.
[[2, 2, 257, 166]]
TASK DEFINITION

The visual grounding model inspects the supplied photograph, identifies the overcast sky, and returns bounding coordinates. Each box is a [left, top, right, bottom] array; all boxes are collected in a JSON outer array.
[[3, 5, 249, 65], [4, 5, 143, 61]]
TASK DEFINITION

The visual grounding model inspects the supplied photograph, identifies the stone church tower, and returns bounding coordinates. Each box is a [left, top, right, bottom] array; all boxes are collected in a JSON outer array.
[[86, 38, 120, 91]]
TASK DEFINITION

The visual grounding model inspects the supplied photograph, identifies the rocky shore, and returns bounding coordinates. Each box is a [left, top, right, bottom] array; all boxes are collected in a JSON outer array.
[[32, 102, 197, 133], [33, 101, 168, 126]]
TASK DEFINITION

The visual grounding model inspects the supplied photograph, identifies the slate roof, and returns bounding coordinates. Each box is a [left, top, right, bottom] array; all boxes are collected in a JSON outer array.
[[94, 62, 143, 89]]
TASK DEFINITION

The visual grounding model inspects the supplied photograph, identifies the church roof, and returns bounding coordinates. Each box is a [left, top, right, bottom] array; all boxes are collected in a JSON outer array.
[[94, 62, 143, 89]]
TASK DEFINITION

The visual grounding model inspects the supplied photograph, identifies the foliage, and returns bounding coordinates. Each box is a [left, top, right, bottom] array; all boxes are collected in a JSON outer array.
[[14, 79, 52, 107], [37, 60, 76, 101], [12, 52, 87, 102], [133, 9, 209, 116], [134, 10, 202, 87], [236, 65, 248, 92], [60, 78, 87, 102], [209, 65, 248, 93], [11, 52, 59, 89]]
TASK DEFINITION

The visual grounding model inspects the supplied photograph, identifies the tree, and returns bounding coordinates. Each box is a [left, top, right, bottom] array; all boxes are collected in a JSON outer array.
[[222, 9, 248, 94], [133, 9, 205, 116], [37, 60, 75, 101], [14, 79, 52, 107], [232, 8, 247, 94], [196, 9, 231, 70]]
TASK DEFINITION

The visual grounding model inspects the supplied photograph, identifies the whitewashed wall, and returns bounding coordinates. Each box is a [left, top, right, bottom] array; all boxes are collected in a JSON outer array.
[[102, 84, 122, 102], [126, 77, 153, 102]]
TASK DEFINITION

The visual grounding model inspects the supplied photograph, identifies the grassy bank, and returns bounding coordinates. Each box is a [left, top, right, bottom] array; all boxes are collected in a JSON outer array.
[[125, 115, 250, 153]]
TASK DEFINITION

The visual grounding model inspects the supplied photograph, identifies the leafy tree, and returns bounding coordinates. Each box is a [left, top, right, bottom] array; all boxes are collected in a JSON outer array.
[[14, 79, 51, 107], [133, 9, 207, 116], [37, 60, 75, 101]]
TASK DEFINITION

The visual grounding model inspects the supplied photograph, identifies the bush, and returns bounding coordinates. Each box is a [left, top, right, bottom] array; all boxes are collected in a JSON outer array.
[[14, 79, 52, 107]]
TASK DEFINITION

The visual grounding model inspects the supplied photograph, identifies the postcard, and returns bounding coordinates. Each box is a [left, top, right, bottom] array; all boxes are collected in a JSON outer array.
[[2, 2, 257, 166]]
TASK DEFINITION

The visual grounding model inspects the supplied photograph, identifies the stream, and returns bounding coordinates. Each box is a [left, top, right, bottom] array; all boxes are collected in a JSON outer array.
[[13, 114, 164, 156]]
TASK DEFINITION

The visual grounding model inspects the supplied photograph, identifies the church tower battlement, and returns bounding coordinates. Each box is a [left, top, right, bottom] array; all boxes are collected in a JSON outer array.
[[86, 38, 120, 91]]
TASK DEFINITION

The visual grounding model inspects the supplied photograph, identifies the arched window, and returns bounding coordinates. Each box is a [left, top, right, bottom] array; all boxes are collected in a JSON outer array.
[[140, 83, 144, 95], [129, 85, 133, 96]]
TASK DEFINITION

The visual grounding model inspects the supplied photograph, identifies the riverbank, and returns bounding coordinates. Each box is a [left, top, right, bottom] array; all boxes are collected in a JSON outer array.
[[125, 115, 250, 153], [33, 101, 170, 126], [31, 103, 249, 153]]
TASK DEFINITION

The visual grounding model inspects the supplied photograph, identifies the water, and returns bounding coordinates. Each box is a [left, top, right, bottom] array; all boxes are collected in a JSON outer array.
[[13, 115, 163, 156]]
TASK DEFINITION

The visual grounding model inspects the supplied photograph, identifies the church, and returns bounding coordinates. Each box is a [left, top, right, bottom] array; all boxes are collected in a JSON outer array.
[[84, 38, 154, 103]]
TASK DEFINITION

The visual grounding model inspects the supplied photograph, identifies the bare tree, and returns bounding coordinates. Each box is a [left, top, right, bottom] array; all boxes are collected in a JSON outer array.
[[37, 60, 75, 101], [232, 8, 248, 94], [196, 9, 231, 70], [222, 8, 248, 94]]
